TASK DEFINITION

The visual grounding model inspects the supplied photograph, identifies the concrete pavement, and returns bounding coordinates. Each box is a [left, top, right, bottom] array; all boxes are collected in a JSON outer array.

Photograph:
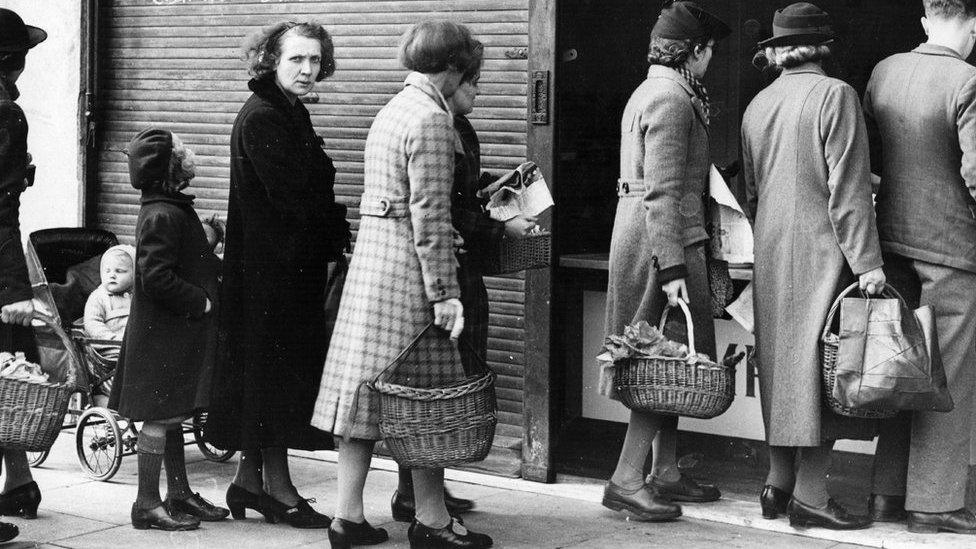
[[0, 429, 965, 548]]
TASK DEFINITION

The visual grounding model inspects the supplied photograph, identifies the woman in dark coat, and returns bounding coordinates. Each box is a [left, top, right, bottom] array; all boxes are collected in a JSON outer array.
[[0, 9, 46, 542], [204, 21, 349, 528], [109, 128, 227, 530], [740, 2, 885, 531], [600, 2, 728, 523]]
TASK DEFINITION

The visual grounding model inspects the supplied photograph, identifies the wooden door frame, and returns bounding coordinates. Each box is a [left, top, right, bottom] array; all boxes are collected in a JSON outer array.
[[522, 0, 557, 483], [80, 0, 99, 228]]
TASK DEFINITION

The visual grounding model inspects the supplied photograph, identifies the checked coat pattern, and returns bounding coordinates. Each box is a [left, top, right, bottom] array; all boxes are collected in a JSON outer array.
[[312, 73, 464, 440]]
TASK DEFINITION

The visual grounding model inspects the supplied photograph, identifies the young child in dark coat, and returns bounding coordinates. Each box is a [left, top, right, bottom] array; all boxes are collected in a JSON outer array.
[[108, 128, 228, 531]]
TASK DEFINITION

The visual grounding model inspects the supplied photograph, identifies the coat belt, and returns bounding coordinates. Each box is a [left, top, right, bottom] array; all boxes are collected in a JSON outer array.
[[617, 178, 647, 197], [360, 196, 409, 218]]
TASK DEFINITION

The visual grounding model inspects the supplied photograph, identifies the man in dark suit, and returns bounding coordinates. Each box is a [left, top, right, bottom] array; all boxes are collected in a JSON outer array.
[[863, 0, 976, 536]]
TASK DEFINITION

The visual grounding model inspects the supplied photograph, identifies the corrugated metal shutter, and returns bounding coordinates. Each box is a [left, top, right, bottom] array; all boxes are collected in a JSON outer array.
[[95, 0, 529, 470]]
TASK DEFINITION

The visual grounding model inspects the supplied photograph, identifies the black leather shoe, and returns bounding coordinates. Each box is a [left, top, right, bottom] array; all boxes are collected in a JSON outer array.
[[0, 521, 17, 543], [131, 504, 201, 531], [760, 485, 791, 519], [166, 492, 230, 522], [867, 494, 906, 523], [907, 508, 976, 535], [392, 489, 475, 523], [0, 480, 41, 519], [787, 497, 871, 530], [408, 518, 492, 549], [328, 517, 389, 549], [226, 483, 277, 523], [650, 475, 721, 503], [267, 496, 331, 529], [601, 482, 682, 522]]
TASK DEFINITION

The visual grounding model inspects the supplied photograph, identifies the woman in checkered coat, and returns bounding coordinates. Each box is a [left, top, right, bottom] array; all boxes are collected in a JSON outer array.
[[311, 21, 495, 549]]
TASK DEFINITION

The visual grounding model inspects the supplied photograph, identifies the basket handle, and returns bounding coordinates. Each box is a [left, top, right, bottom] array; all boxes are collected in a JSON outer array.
[[30, 311, 81, 389], [820, 282, 914, 341], [657, 299, 696, 356], [373, 322, 490, 385]]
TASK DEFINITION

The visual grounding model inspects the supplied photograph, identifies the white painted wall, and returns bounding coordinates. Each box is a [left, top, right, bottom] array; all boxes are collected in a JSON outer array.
[[5, 2, 83, 236]]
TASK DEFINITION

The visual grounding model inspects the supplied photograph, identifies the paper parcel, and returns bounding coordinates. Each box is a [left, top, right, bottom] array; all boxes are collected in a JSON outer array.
[[486, 162, 554, 222], [709, 165, 754, 265]]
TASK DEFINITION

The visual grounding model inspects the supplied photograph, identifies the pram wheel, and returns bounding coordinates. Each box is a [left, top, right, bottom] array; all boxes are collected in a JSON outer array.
[[192, 412, 235, 463], [26, 450, 49, 467], [75, 407, 123, 481]]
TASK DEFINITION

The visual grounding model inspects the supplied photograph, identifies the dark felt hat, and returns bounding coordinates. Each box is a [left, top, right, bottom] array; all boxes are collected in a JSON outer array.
[[651, 1, 731, 42], [0, 9, 47, 52], [758, 2, 834, 48], [127, 128, 173, 190]]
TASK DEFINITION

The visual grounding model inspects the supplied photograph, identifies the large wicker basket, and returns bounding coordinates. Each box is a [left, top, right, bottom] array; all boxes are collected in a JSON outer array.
[[613, 301, 735, 419], [483, 230, 551, 276], [0, 314, 81, 451], [369, 324, 497, 469], [820, 283, 898, 419]]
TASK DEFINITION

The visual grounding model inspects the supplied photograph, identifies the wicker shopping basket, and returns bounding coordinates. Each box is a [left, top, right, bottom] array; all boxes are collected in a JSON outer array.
[[0, 313, 83, 451], [613, 301, 735, 419], [368, 323, 497, 469], [820, 283, 898, 419], [483, 230, 551, 276]]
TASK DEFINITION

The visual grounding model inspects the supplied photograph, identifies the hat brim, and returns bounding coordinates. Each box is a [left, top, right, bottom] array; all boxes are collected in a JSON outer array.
[[25, 25, 47, 49], [758, 33, 834, 48]]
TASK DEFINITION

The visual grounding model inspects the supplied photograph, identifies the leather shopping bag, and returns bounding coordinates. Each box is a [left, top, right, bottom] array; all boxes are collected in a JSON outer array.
[[322, 254, 348, 350], [833, 283, 953, 413]]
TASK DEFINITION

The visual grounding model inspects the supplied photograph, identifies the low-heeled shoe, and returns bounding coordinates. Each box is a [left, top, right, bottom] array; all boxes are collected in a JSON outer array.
[[226, 483, 277, 522], [328, 517, 389, 549], [131, 504, 201, 531], [166, 492, 230, 522], [760, 485, 791, 519], [650, 475, 721, 503], [267, 496, 331, 529], [0, 480, 41, 519], [787, 497, 871, 530], [907, 508, 976, 535], [867, 493, 906, 523], [601, 482, 682, 522], [0, 521, 17, 543], [392, 489, 475, 523], [407, 518, 492, 549]]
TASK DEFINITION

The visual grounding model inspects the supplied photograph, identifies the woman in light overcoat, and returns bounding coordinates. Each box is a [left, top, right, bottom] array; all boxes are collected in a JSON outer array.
[[312, 21, 494, 549], [600, 2, 729, 523], [740, 2, 885, 531]]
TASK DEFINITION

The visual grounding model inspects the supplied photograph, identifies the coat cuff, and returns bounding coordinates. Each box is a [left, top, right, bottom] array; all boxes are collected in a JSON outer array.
[[657, 264, 688, 284], [0, 286, 33, 308]]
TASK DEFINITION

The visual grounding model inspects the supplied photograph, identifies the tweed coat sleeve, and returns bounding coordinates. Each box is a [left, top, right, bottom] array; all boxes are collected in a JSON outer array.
[[954, 74, 976, 202], [240, 105, 336, 231], [741, 122, 758, 224], [0, 100, 33, 307], [641, 88, 695, 282], [861, 71, 884, 179], [407, 110, 460, 303], [821, 83, 884, 275], [137, 208, 209, 318]]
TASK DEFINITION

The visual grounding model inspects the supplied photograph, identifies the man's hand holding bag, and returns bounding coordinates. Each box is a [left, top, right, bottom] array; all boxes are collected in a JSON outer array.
[[832, 283, 953, 413]]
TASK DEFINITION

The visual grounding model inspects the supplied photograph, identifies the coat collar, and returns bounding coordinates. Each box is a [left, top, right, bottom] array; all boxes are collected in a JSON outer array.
[[140, 190, 195, 207], [912, 43, 963, 59], [0, 76, 18, 101], [404, 72, 453, 118], [780, 62, 826, 77], [647, 65, 708, 130], [248, 75, 295, 108]]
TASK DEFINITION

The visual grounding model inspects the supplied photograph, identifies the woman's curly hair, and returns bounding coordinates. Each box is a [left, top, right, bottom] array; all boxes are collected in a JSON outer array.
[[162, 134, 196, 195], [764, 45, 832, 69], [242, 21, 336, 81], [647, 36, 709, 68]]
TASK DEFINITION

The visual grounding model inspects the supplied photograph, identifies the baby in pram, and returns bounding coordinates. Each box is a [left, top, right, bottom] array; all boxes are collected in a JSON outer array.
[[83, 244, 135, 407]]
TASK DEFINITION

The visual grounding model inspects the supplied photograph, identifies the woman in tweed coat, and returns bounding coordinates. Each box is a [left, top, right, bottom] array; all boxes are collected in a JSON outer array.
[[312, 21, 494, 549], [600, 2, 728, 523], [740, 2, 885, 530]]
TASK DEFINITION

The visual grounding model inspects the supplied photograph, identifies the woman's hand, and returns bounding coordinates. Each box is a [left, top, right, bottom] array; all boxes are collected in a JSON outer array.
[[859, 267, 886, 295], [504, 215, 538, 239], [0, 299, 34, 327], [204, 298, 212, 314], [433, 298, 465, 340], [661, 279, 689, 307]]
